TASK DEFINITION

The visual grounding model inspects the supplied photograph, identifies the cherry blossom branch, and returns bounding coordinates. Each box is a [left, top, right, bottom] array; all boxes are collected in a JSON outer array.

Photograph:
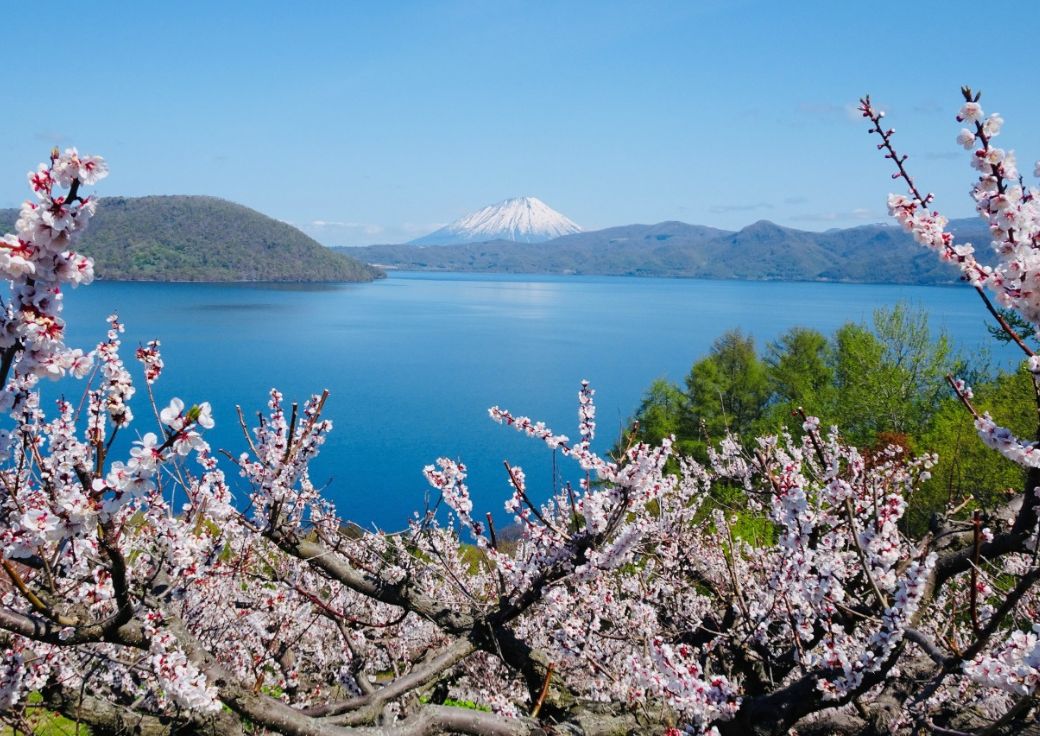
[[860, 95, 1036, 358], [844, 497, 890, 610], [503, 460, 567, 539], [528, 662, 555, 718], [321, 640, 477, 725]]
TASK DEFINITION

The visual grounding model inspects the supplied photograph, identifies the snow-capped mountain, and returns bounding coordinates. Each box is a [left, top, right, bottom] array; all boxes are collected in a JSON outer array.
[[410, 196, 582, 245]]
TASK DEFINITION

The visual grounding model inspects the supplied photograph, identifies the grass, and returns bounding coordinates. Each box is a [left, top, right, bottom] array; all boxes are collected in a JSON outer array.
[[1, 695, 88, 736]]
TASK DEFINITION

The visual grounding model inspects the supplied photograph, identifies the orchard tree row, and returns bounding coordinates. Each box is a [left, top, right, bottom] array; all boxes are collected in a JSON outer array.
[[0, 88, 1037, 735]]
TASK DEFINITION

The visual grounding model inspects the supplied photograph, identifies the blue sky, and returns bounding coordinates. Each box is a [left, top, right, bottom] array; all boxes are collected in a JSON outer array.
[[3, 1, 1038, 245]]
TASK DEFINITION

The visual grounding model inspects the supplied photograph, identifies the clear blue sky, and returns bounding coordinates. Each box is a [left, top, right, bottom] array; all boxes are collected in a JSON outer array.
[[3, 1, 1038, 245]]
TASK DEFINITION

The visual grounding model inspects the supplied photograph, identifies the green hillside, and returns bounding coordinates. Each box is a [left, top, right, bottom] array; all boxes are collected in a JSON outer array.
[[343, 218, 993, 285], [0, 195, 383, 282]]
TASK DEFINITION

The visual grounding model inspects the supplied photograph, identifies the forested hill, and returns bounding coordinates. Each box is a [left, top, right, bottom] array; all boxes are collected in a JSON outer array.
[[0, 196, 383, 282], [342, 217, 993, 285]]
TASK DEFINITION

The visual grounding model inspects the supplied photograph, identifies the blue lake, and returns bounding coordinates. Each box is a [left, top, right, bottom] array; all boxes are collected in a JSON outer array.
[[57, 272, 1013, 529]]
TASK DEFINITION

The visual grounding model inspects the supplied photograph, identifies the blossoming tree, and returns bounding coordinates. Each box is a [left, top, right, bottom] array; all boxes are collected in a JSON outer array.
[[0, 89, 1038, 736]]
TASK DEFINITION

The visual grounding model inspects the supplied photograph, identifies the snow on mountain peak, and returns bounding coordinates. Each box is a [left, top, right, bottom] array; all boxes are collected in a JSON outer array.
[[410, 196, 582, 245]]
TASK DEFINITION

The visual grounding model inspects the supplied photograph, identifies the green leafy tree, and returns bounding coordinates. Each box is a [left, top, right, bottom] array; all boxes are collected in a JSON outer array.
[[909, 363, 1036, 533], [763, 327, 834, 427], [830, 304, 966, 445], [682, 330, 770, 454], [623, 378, 691, 453], [624, 305, 996, 532], [622, 331, 769, 458]]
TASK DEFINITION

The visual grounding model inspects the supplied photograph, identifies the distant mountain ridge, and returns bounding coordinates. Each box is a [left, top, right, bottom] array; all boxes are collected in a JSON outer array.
[[410, 196, 581, 245], [342, 217, 993, 285], [0, 196, 383, 283]]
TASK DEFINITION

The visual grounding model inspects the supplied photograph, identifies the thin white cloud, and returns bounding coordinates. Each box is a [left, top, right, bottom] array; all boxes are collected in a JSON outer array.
[[34, 130, 67, 143], [292, 219, 450, 246], [708, 201, 773, 214], [795, 101, 862, 123], [791, 207, 875, 223], [401, 222, 447, 234], [912, 100, 944, 114], [922, 151, 960, 161], [310, 220, 384, 236]]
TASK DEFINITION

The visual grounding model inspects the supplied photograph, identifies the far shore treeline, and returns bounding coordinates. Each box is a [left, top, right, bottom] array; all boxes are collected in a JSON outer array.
[[343, 217, 995, 285], [2, 192, 1002, 286]]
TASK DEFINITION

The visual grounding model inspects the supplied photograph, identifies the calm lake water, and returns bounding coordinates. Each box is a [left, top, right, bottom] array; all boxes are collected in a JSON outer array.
[[58, 272, 1011, 529]]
